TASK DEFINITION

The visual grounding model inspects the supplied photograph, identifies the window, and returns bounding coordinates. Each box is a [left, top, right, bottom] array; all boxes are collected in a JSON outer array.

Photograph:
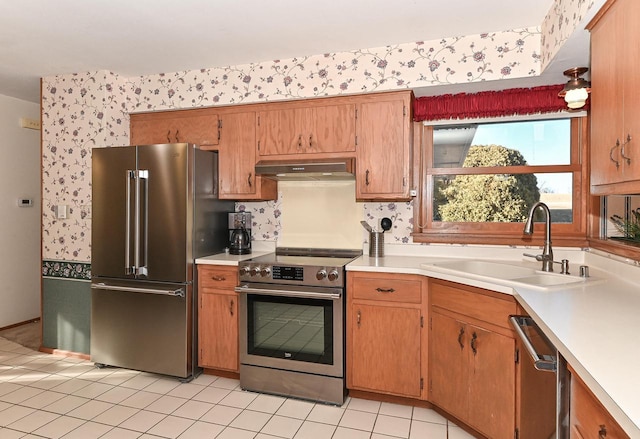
[[413, 116, 588, 246]]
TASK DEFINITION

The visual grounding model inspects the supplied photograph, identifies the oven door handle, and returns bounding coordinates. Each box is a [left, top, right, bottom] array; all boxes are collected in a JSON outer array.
[[235, 284, 342, 300]]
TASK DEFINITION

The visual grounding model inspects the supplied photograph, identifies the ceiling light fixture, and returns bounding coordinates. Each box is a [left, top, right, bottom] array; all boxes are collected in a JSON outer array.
[[558, 67, 591, 109]]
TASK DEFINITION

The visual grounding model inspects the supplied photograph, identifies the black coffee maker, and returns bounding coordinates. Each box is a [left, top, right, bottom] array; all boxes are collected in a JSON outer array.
[[228, 212, 252, 255]]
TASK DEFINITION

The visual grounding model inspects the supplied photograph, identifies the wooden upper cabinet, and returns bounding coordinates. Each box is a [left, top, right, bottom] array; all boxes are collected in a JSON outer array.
[[257, 103, 356, 157], [130, 110, 220, 147], [218, 111, 277, 200], [589, 0, 640, 193], [355, 91, 413, 201]]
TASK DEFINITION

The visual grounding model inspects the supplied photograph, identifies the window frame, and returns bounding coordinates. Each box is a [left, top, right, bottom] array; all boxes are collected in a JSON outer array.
[[412, 116, 589, 247]]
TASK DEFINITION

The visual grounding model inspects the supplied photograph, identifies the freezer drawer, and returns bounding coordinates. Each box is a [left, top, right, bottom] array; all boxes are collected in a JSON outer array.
[[90, 281, 193, 379]]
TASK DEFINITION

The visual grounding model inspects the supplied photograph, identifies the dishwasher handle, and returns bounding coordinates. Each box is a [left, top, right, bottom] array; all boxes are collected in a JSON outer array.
[[510, 315, 557, 372]]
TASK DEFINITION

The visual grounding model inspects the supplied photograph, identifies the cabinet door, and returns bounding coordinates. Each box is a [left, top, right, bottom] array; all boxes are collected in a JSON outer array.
[[131, 118, 175, 145], [466, 325, 515, 439], [199, 292, 238, 371], [621, 0, 640, 182], [310, 104, 356, 153], [131, 112, 220, 147], [356, 97, 411, 200], [257, 108, 309, 156], [218, 111, 276, 200], [429, 312, 468, 420], [590, 0, 624, 187], [570, 372, 630, 439], [172, 114, 220, 146], [349, 303, 422, 398]]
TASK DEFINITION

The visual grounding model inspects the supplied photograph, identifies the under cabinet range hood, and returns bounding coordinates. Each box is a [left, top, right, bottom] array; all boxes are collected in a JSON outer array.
[[255, 159, 355, 181]]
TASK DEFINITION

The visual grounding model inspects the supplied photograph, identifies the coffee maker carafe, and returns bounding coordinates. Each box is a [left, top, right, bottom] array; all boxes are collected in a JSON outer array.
[[229, 212, 251, 255]]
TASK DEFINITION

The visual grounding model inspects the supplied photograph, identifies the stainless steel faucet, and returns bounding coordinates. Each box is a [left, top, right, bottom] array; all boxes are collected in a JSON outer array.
[[523, 201, 554, 272]]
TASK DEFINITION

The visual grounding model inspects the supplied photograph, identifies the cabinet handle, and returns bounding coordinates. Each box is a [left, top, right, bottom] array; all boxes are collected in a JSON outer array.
[[621, 134, 632, 165], [167, 130, 171, 143], [457, 327, 465, 349], [309, 134, 313, 148], [365, 169, 370, 186], [175, 129, 180, 142], [598, 425, 607, 438], [211, 275, 226, 281], [230, 299, 234, 316], [610, 140, 621, 169], [375, 287, 395, 293], [298, 134, 303, 150], [357, 310, 361, 327], [471, 332, 478, 355], [248, 172, 252, 188]]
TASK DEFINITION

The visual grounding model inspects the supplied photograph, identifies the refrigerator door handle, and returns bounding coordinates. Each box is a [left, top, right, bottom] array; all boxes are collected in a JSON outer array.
[[91, 282, 185, 298], [136, 170, 149, 277], [125, 170, 135, 275]]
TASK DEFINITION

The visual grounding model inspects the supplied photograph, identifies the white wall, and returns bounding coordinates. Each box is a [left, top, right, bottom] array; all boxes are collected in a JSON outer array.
[[0, 94, 41, 327]]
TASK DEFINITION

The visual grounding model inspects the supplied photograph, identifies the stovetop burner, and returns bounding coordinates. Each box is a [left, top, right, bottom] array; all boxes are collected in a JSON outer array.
[[238, 247, 362, 287]]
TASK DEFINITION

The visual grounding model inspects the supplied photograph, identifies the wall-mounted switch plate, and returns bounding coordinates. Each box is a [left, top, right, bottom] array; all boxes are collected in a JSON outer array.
[[55, 205, 67, 219], [17, 198, 33, 207], [19, 118, 41, 130]]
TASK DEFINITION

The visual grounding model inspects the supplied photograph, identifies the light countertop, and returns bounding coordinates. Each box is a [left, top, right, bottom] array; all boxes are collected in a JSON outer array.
[[196, 243, 640, 436], [347, 250, 640, 437]]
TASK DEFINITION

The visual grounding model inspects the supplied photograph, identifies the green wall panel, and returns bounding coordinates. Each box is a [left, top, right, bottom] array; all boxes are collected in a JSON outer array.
[[42, 278, 91, 354]]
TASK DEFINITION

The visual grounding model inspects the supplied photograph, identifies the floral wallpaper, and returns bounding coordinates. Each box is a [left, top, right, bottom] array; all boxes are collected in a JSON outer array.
[[41, 2, 592, 265], [122, 27, 541, 111], [540, 0, 597, 70], [42, 71, 129, 263]]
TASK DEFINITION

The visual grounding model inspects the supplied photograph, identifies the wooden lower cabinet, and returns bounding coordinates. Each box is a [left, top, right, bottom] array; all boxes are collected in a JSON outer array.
[[198, 265, 239, 372], [570, 367, 629, 439], [346, 271, 427, 399], [429, 279, 517, 439]]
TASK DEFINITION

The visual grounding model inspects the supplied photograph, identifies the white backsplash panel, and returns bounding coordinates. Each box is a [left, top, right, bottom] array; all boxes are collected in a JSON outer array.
[[278, 181, 363, 249]]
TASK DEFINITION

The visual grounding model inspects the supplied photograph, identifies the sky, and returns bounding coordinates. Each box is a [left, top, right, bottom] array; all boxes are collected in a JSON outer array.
[[470, 118, 572, 193]]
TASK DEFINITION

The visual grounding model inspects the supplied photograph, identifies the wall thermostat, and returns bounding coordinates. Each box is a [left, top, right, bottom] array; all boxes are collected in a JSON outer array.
[[17, 198, 33, 207]]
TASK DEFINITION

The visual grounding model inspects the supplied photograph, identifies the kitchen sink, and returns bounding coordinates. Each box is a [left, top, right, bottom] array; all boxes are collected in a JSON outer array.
[[427, 259, 537, 279], [421, 259, 587, 290]]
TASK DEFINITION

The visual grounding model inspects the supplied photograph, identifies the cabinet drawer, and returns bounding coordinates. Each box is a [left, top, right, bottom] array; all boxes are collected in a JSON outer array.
[[198, 266, 238, 291], [431, 280, 516, 330], [350, 273, 421, 303]]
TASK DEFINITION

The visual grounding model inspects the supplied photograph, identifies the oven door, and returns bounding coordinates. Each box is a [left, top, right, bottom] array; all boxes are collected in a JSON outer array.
[[236, 282, 344, 378]]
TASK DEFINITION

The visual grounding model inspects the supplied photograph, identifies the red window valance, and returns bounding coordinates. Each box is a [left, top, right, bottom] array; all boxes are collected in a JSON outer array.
[[413, 84, 576, 122]]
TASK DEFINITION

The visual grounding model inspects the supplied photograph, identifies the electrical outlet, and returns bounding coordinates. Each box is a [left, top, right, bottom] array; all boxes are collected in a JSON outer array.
[[20, 118, 41, 130], [81, 204, 92, 220]]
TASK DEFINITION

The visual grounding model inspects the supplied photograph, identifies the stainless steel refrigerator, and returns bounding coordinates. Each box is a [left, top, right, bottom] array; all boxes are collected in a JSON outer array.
[[91, 143, 233, 380]]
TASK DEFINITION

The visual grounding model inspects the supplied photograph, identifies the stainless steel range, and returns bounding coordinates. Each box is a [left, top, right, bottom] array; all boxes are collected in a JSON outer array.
[[235, 247, 362, 405]]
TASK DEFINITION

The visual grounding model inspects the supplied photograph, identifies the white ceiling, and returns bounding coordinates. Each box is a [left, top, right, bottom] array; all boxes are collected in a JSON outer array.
[[1, 0, 596, 103]]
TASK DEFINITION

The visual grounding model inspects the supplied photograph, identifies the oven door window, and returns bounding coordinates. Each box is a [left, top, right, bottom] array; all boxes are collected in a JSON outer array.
[[246, 294, 334, 365]]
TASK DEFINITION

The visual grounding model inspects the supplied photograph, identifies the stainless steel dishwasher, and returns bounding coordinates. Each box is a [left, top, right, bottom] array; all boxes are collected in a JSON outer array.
[[511, 315, 570, 439]]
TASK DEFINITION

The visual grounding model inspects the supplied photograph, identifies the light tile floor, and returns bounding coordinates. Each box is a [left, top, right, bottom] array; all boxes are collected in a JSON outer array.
[[0, 337, 475, 438]]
